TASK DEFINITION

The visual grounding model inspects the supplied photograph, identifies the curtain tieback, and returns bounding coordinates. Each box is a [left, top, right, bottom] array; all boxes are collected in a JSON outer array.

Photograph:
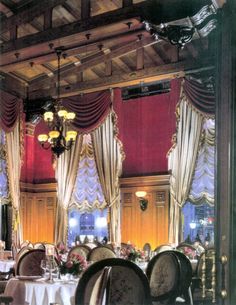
[[108, 194, 119, 207]]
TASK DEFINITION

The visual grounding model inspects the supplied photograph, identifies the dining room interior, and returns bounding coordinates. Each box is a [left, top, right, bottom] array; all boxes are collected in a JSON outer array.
[[0, 0, 235, 305]]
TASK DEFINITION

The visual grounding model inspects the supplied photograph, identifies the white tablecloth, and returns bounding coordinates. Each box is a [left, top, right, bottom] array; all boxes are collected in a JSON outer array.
[[0, 260, 15, 272], [4, 278, 77, 305]]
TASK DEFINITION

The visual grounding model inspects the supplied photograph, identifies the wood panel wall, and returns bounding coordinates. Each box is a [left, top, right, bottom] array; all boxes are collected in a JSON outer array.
[[120, 175, 169, 250], [20, 182, 57, 243]]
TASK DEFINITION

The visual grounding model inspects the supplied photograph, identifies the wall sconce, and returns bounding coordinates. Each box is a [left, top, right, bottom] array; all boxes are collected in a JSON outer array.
[[135, 191, 148, 211]]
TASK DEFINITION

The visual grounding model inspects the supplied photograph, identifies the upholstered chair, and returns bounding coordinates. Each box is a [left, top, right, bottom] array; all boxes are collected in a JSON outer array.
[[15, 246, 32, 263], [154, 244, 174, 254], [33, 242, 45, 250], [176, 243, 198, 259], [143, 243, 152, 256], [146, 251, 181, 305], [75, 258, 152, 305], [89, 266, 112, 305], [172, 250, 194, 305], [16, 249, 46, 276], [68, 245, 91, 260], [87, 246, 116, 262]]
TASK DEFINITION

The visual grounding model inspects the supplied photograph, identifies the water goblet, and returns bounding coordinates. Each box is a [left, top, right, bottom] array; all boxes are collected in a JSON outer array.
[[40, 259, 47, 278], [48, 258, 57, 283]]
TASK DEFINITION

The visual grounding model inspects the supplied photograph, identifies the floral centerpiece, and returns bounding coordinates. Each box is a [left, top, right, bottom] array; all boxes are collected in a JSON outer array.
[[56, 242, 67, 255], [58, 253, 87, 276], [121, 244, 145, 262]]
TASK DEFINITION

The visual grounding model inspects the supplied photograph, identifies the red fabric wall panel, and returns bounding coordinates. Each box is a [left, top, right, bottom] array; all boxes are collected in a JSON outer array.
[[20, 132, 35, 183], [21, 121, 55, 183], [33, 121, 55, 182], [114, 79, 180, 176]]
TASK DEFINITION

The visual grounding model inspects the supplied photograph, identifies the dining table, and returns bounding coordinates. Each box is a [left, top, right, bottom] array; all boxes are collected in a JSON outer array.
[[0, 259, 15, 273], [4, 277, 78, 305]]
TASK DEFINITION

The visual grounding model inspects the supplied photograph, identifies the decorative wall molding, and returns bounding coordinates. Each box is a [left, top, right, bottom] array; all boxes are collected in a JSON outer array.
[[20, 182, 57, 193], [120, 174, 170, 189]]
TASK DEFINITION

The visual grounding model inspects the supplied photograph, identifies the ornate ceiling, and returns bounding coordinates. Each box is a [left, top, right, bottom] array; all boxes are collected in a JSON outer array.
[[0, 0, 220, 102]]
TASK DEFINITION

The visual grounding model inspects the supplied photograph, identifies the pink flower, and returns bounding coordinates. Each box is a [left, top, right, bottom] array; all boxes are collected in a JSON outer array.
[[65, 260, 73, 268]]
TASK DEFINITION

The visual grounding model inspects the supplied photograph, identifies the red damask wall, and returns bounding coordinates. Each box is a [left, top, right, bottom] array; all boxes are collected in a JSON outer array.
[[114, 79, 180, 176], [21, 79, 180, 182]]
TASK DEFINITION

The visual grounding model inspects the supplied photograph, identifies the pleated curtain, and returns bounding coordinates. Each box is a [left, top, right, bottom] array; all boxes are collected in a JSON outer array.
[[55, 133, 83, 244], [168, 94, 203, 244], [6, 124, 23, 245], [168, 78, 215, 244], [91, 111, 124, 243], [0, 90, 23, 246]]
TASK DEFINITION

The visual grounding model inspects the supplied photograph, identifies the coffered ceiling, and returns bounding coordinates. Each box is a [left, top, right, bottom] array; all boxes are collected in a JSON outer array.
[[0, 0, 219, 101]]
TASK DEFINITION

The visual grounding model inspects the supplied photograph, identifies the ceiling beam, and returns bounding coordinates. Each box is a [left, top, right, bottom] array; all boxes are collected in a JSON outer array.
[[0, 27, 146, 70], [0, 72, 27, 98], [0, 0, 67, 35], [29, 35, 157, 90], [0, 0, 209, 54], [29, 56, 214, 99]]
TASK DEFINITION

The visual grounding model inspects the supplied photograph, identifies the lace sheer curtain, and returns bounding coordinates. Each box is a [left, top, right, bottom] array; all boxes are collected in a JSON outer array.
[[188, 118, 215, 206], [71, 134, 107, 211]]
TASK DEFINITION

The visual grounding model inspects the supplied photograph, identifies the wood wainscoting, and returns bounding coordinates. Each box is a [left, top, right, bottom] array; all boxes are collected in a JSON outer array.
[[20, 182, 57, 243], [120, 175, 170, 250]]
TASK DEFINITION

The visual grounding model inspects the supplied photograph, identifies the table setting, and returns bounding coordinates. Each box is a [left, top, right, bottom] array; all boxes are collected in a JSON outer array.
[[4, 275, 78, 305]]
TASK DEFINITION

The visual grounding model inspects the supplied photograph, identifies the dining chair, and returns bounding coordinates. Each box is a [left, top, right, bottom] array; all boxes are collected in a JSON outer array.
[[33, 242, 45, 250], [87, 246, 116, 262], [154, 244, 174, 254], [172, 250, 194, 305], [143, 243, 152, 258], [75, 258, 152, 305], [20, 241, 33, 249], [176, 243, 198, 259], [0, 295, 13, 305], [68, 245, 91, 260], [16, 249, 46, 276], [15, 246, 32, 263], [89, 266, 112, 305], [146, 251, 181, 305]]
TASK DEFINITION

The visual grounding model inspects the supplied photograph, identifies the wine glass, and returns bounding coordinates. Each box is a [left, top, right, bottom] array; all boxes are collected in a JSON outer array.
[[48, 258, 57, 283], [40, 259, 47, 278]]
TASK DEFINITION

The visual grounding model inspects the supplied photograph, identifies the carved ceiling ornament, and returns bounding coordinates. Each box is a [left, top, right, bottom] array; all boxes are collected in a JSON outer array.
[[143, 2, 218, 49]]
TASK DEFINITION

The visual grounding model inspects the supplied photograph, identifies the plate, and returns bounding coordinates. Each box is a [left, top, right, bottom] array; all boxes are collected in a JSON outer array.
[[16, 275, 42, 281]]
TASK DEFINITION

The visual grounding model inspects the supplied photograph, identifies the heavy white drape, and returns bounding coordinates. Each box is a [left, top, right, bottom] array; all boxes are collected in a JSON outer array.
[[55, 134, 83, 243], [168, 94, 203, 244], [5, 120, 22, 245], [91, 111, 124, 243]]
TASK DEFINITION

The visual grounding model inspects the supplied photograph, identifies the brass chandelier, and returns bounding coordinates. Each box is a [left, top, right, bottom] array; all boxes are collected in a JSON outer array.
[[38, 49, 77, 158]]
